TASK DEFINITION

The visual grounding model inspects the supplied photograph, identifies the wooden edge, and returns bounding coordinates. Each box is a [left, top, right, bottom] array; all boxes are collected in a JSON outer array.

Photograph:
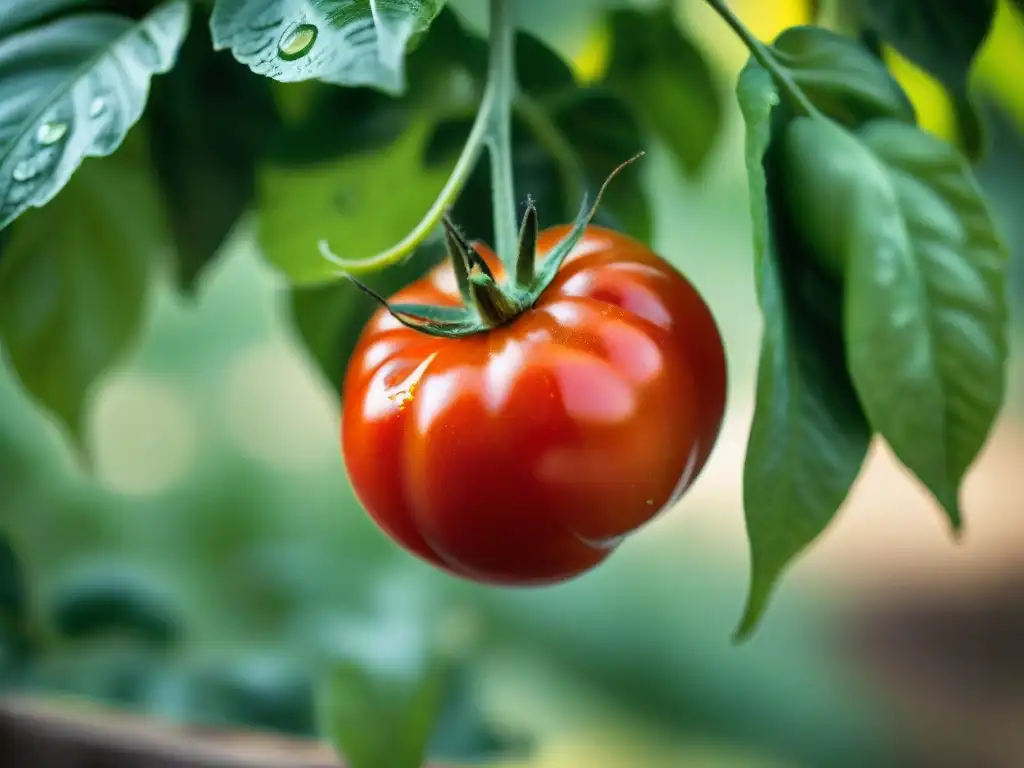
[[0, 695, 340, 768]]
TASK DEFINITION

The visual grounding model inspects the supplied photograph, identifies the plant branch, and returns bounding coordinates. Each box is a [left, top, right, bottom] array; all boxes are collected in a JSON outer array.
[[703, 0, 820, 118], [484, 0, 519, 270], [318, 99, 490, 273], [319, 0, 519, 275]]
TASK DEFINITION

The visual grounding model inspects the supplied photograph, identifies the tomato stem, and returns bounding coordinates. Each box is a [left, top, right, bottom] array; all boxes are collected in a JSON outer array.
[[702, 0, 820, 119], [484, 0, 520, 271], [318, 0, 519, 276]]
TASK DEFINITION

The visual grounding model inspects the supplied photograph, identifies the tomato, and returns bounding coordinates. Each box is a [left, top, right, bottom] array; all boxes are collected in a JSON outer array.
[[341, 225, 726, 585]]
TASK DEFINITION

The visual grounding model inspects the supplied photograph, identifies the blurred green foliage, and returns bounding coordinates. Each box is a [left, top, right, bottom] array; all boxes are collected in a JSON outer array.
[[1, 0, 1023, 766], [0, 139, 916, 768]]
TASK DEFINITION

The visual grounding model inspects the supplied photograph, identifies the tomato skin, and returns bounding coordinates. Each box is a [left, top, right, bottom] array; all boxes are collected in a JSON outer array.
[[341, 226, 726, 585]]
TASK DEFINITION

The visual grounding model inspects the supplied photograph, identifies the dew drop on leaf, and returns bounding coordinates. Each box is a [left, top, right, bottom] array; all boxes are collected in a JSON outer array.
[[89, 97, 106, 118], [36, 121, 68, 146], [11, 149, 57, 183], [278, 23, 318, 61], [12, 161, 36, 182]]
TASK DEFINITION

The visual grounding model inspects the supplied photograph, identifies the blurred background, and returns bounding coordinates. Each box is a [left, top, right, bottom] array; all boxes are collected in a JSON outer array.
[[2, 0, 1023, 766]]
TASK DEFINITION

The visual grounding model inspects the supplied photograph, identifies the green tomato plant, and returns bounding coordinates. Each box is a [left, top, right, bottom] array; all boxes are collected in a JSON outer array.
[[0, 0, 1016, 764]]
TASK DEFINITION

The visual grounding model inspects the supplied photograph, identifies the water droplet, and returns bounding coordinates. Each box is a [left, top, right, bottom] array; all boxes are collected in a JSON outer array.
[[89, 97, 106, 117], [36, 121, 67, 145], [278, 23, 318, 60], [11, 149, 56, 183], [12, 160, 36, 182]]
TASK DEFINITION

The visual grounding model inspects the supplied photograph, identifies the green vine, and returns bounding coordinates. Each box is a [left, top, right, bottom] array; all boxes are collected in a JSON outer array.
[[319, 0, 521, 275]]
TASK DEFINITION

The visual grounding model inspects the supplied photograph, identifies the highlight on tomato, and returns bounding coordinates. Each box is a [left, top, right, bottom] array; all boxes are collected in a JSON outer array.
[[338, 163, 727, 586]]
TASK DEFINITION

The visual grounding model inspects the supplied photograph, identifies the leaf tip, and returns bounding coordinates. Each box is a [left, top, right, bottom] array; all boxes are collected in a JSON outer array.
[[945, 498, 965, 540], [733, 546, 789, 643], [732, 586, 767, 644], [928, 481, 964, 538]]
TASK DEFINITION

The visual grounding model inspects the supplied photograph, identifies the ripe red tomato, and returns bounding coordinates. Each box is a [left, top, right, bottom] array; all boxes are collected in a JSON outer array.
[[341, 225, 726, 585]]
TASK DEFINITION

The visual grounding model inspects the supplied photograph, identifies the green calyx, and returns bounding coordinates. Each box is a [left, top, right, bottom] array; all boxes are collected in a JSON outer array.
[[337, 152, 644, 339]]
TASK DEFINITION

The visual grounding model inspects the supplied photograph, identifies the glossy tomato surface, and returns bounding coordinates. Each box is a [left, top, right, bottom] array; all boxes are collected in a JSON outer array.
[[341, 226, 727, 585]]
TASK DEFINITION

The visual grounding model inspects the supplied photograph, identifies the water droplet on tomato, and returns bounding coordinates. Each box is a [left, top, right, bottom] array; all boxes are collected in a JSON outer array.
[[278, 24, 318, 60], [36, 121, 67, 145]]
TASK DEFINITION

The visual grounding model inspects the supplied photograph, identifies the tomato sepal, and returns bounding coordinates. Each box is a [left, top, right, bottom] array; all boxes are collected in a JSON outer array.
[[525, 152, 645, 296], [325, 151, 645, 340], [340, 275, 490, 337], [513, 197, 539, 289]]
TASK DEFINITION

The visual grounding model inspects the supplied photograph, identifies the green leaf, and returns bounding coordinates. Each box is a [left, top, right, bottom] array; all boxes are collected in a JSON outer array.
[[265, 81, 411, 166], [317, 614, 447, 768], [841, 119, 1008, 529], [734, 66, 872, 639], [394, 13, 575, 100], [147, 10, 282, 295], [0, 0, 86, 37], [49, 561, 183, 649], [857, 0, 996, 101], [604, 8, 723, 177], [553, 90, 651, 242], [739, 241, 872, 640], [406, 5, 485, 82], [778, 115, 877, 280], [769, 25, 916, 126], [259, 115, 451, 285], [210, 0, 446, 96], [0, 0, 191, 231], [0, 131, 168, 443], [779, 113, 1008, 527], [289, 248, 440, 397], [448, 0, 608, 71], [736, 65, 778, 277], [515, 30, 576, 99], [858, 0, 997, 161]]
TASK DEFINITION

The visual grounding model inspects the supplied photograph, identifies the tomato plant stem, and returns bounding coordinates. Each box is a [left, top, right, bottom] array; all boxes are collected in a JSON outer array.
[[319, 96, 491, 273], [318, 0, 519, 275], [702, 0, 820, 119], [484, 0, 519, 270]]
